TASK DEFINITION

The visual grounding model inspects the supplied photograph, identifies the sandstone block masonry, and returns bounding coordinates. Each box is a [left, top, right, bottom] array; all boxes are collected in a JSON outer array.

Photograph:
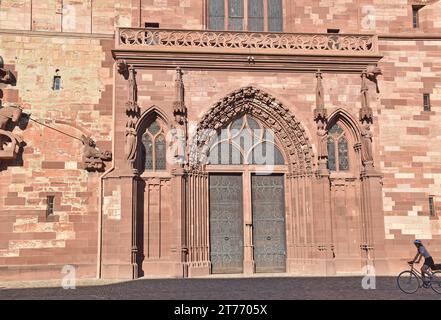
[[0, 0, 440, 280]]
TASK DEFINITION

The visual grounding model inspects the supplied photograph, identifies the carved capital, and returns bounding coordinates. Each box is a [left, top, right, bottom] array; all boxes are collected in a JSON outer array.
[[125, 101, 140, 114]]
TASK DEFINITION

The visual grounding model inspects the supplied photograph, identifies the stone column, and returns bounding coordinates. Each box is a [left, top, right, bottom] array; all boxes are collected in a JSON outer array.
[[186, 169, 211, 277], [171, 167, 188, 278], [243, 170, 255, 275], [101, 175, 140, 279], [358, 68, 388, 275], [101, 61, 142, 279], [312, 70, 335, 275]]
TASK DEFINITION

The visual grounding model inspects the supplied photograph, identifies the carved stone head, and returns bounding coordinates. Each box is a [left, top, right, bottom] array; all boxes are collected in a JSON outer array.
[[365, 65, 382, 81]]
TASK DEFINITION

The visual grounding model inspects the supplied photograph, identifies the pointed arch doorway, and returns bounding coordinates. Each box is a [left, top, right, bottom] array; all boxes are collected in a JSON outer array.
[[207, 114, 287, 274], [187, 87, 315, 276]]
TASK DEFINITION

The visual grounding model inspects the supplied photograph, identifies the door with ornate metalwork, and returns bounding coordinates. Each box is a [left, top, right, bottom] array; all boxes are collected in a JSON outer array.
[[252, 174, 286, 273], [209, 174, 244, 274]]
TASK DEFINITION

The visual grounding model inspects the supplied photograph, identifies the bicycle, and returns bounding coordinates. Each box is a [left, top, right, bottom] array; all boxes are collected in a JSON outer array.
[[397, 261, 441, 294]]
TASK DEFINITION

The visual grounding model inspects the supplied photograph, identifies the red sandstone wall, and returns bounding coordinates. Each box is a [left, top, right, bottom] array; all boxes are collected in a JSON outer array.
[[378, 38, 441, 266], [1, 1, 441, 279], [0, 34, 114, 280], [1, 0, 441, 35]]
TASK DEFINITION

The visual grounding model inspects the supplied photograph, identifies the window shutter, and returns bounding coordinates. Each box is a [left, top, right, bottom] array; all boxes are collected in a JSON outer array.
[[248, 0, 264, 32], [228, 0, 244, 31], [208, 0, 225, 30], [267, 0, 283, 32]]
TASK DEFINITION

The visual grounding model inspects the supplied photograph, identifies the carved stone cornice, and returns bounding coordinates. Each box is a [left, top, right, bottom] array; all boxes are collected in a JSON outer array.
[[113, 28, 382, 73], [112, 51, 383, 73], [117, 28, 379, 55]]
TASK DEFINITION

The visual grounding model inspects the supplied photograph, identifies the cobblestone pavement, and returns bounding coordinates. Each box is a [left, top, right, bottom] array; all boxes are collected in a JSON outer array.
[[0, 277, 440, 300]]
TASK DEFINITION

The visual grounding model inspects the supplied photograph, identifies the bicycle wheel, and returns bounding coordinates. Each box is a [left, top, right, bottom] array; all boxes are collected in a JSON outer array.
[[397, 270, 420, 294], [431, 271, 441, 294]]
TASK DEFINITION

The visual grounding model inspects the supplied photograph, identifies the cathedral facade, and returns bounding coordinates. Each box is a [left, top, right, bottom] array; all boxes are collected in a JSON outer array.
[[0, 0, 440, 280]]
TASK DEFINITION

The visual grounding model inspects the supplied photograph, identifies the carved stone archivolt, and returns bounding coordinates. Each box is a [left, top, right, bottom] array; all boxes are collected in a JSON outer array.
[[189, 86, 313, 174], [81, 135, 112, 172]]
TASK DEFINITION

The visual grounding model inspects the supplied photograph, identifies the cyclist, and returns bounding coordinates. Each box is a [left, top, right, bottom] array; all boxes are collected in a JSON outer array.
[[408, 239, 436, 287]]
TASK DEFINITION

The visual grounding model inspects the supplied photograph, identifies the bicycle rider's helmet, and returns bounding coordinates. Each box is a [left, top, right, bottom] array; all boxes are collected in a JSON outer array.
[[414, 239, 422, 245]]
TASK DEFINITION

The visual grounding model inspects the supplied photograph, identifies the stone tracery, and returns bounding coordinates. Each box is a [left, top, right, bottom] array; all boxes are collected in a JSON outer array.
[[189, 86, 313, 174]]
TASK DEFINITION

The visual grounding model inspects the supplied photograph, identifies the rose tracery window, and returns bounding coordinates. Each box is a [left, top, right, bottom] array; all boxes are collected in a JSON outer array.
[[142, 119, 167, 171], [207, 114, 285, 165], [327, 123, 349, 171], [208, 0, 283, 32]]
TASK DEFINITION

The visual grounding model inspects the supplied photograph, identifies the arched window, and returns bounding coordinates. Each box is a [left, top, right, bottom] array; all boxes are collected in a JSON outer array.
[[142, 119, 167, 171], [207, 114, 285, 165], [327, 123, 349, 171]]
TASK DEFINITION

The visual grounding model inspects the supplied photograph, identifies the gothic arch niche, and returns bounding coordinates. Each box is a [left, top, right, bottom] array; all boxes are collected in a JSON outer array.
[[135, 106, 170, 175], [206, 114, 286, 166], [133, 106, 176, 277], [185, 86, 317, 276], [189, 86, 313, 173], [326, 109, 363, 174], [326, 109, 365, 274]]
